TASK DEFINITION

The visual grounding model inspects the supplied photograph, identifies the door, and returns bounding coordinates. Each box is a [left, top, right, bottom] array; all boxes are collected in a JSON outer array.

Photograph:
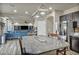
[[37, 20, 47, 36]]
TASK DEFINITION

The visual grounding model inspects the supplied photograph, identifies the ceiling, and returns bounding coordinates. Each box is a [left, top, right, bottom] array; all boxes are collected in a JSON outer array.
[[0, 3, 78, 24]]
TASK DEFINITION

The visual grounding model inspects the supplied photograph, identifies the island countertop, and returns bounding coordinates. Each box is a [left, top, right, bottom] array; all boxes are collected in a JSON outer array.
[[22, 36, 69, 54]]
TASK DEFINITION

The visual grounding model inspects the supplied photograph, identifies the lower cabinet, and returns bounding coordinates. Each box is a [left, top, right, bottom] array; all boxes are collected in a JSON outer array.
[[70, 36, 79, 53]]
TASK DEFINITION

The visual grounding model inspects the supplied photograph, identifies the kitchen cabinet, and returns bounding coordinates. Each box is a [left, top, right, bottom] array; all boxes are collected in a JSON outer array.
[[70, 36, 79, 53], [60, 11, 79, 39], [60, 15, 68, 41], [73, 11, 79, 21], [60, 11, 79, 53]]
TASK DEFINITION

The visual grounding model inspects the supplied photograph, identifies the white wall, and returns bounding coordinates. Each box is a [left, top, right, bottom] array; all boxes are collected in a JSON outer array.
[[1, 17, 14, 33], [34, 19, 38, 27], [46, 11, 56, 33], [7, 20, 14, 31], [52, 10, 63, 33], [46, 16, 53, 33]]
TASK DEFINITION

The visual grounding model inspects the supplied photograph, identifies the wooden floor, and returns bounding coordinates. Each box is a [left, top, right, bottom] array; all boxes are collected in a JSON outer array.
[[0, 39, 21, 55], [0, 39, 79, 55], [41, 50, 79, 55]]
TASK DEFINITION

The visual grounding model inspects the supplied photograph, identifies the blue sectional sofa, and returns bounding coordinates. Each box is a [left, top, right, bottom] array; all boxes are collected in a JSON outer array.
[[5, 30, 29, 40]]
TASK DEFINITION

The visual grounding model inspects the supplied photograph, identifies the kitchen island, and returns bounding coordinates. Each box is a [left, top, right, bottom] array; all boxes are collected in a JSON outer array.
[[21, 36, 69, 55]]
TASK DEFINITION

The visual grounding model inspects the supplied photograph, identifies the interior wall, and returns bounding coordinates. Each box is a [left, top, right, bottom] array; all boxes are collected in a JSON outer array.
[[34, 19, 38, 27], [53, 10, 63, 33], [46, 16, 53, 33], [1, 17, 14, 33], [46, 11, 56, 33]]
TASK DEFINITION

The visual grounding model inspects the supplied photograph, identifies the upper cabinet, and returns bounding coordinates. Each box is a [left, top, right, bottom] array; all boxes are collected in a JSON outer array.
[[60, 13, 73, 21], [60, 11, 79, 42], [60, 15, 66, 21], [60, 11, 79, 21], [73, 11, 79, 21], [66, 13, 73, 21]]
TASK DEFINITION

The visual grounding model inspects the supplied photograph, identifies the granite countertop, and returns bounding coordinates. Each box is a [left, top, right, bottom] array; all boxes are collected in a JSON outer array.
[[70, 33, 79, 37], [22, 36, 69, 54], [0, 40, 21, 55]]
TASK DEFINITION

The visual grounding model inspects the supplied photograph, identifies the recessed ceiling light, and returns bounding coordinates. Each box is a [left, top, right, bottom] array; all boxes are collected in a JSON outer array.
[[40, 12, 45, 15], [13, 10, 17, 13], [28, 23, 32, 26], [49, 7, 52, 10], [35, 15, 40, 18], [25, 11, 28, 14], [14, 22, 19, 25]]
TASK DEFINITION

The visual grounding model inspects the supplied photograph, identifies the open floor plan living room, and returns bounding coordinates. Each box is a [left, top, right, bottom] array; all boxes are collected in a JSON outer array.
[[0, 3, 79, 55]]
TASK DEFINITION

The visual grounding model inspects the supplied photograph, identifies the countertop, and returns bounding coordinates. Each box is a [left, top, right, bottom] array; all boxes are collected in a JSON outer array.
[[70, 33, 79, 37], [22, 36, 69, 54]]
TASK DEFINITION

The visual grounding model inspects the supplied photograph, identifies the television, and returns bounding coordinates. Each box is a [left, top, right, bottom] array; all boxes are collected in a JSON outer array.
[[21, 26, 28, 30]]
